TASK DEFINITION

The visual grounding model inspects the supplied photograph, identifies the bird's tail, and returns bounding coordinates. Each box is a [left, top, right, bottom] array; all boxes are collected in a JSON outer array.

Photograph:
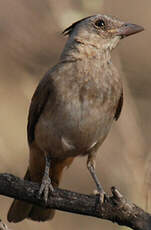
[[7, 169, 34, 222], [7, 148, 74, 222], [7, 167, 55, 222]]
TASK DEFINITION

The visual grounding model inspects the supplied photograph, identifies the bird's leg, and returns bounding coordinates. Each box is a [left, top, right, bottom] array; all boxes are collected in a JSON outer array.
[[87, 152, 105, 203], [39, 154, 54, 203]]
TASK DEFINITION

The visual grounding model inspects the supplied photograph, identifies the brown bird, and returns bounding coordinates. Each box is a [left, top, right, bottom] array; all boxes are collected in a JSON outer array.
[[7, 14, 144, 222]]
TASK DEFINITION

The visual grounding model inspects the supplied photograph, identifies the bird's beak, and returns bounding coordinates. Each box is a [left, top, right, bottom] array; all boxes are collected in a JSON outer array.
[[115, 23, 144, 38]]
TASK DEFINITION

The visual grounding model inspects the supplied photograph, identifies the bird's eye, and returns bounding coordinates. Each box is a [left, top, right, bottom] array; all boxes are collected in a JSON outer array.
[[95, 19, 106, 30]]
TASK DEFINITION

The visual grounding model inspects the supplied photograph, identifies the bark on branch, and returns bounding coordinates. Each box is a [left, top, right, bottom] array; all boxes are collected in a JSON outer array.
[[0, 173, 151, 230]]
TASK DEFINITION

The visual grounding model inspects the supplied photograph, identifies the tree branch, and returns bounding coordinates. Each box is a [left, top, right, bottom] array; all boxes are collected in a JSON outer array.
[[0, 173, 151, 230]]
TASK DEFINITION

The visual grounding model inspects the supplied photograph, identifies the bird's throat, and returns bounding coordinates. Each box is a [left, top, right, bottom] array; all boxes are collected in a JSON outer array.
[[60, 37, 113, 65]]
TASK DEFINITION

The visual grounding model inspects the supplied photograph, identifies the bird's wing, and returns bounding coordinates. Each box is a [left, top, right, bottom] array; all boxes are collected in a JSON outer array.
[[114, 91, 123, 121], [27, 75, 51, 144]]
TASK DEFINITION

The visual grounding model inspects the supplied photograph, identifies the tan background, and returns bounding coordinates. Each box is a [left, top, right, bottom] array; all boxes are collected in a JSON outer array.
[[0, 0, 150, 229]]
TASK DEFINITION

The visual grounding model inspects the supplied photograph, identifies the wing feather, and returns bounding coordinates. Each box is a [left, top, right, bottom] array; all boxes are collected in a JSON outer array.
[[114, 91, 123, 121], [27, 76, 50, 144]]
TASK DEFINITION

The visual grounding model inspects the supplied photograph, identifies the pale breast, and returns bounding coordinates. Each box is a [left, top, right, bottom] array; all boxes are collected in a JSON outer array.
[[35, 70, 122, 160]]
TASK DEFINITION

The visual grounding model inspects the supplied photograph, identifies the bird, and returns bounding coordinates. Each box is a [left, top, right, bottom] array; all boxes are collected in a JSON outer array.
[[7, 14, 144, 222]]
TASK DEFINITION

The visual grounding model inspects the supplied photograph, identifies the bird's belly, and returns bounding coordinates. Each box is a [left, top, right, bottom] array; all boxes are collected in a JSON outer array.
[[35, 102, 115, 159]]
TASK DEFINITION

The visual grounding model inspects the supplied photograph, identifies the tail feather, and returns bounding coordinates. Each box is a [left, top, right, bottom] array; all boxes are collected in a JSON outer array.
[[28, 157, 74, 222], [28, 206, 55, 221], [7, 200, 32, 223], [7, 154, 74, 222], [7, 169, 32, 222]]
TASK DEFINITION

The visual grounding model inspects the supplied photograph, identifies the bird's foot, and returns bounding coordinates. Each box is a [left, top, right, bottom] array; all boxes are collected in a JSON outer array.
[[93, 189, 109, 204], [39, 174, 54, 203], [87, 160, 106, 204], [93, 190, 105, 203]]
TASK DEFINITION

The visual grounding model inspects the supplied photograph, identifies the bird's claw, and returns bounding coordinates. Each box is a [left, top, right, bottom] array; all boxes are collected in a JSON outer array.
[[95, 190, 106, 204], [39, 175, 54, 203], [99, 192, 105, 204]]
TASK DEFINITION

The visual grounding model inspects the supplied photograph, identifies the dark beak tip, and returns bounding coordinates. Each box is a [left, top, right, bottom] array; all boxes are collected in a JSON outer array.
[[117, 23, 144, 38], [133, 24, 144, 33]]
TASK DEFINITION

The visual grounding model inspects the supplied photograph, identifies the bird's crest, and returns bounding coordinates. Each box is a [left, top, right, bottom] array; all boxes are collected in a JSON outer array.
[[63, 16, 92, 36]]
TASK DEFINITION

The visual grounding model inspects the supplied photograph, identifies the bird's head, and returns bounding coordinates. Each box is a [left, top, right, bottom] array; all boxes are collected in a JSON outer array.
[[63, 14, 144, 52]]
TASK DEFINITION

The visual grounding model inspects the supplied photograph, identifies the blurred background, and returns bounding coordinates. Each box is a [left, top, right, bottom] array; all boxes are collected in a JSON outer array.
[[0, 0, 150, 229]]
